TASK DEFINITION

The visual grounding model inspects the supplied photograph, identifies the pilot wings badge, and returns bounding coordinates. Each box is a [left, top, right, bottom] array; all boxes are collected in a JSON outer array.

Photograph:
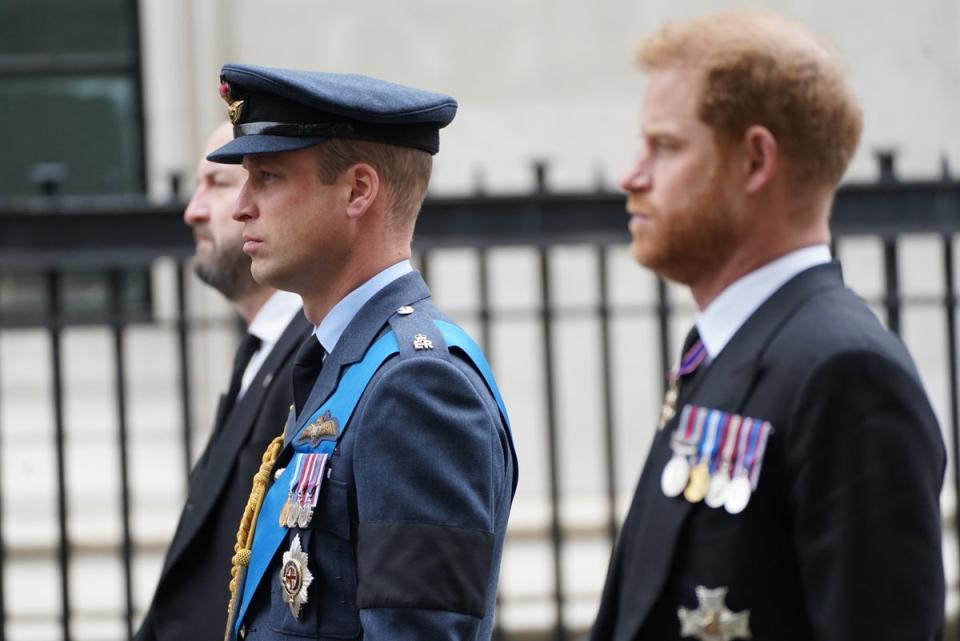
[[295, 410, 339, 448]]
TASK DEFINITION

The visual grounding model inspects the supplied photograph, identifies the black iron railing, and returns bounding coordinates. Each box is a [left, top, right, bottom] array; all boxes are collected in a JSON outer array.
[[0, 172, 959, 641]]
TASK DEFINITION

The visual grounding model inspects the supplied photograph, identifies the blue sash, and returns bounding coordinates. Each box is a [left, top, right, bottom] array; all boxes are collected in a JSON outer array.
[[234, 320, 514, 636]]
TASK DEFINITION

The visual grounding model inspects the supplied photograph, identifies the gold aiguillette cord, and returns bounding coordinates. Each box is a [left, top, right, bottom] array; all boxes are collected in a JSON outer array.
[[224, 433, 285, 641]]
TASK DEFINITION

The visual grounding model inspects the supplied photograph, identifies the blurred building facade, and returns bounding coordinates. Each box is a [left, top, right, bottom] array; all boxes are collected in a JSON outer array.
[[2, 1, 960, 640]]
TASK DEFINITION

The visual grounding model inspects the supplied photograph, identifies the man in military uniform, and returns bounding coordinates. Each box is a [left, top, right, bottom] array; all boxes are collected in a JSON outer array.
[[207, 64, 517, 641], [591, 9, 945, 641], [136, 122, 310, 641]]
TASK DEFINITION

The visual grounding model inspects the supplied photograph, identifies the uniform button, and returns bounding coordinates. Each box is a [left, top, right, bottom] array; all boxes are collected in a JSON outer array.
[[239, 624, 246, 639], [274, 467, 285, 481]]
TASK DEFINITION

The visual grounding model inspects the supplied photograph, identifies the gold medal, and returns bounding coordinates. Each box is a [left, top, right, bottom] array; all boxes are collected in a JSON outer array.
[[279, 499, 291, 527], [683, 461, 710, 503], [658, 381, 679, 430]]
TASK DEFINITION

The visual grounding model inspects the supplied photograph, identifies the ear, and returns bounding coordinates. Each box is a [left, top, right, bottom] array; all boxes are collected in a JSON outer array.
[[345, 163, 380, 219], [742, 125, 778, 194]]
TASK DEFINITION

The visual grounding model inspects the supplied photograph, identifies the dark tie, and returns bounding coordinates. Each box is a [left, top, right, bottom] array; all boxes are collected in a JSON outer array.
[[216, 332, 262, 433], [293, 336, 326, 415], [676, 325, 706, 383], [659, 326, 705, 429]]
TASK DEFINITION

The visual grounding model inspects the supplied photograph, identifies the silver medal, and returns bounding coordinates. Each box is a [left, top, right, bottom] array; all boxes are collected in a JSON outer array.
[[297, 504, 314, 529], [723, 475, 752, 515], [286, 502, 301, 528], [704, 468, 729, 509], [660, 454, 691, 498]]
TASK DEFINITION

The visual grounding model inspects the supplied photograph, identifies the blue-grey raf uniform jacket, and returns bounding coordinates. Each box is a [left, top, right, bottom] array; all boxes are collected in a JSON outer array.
[[238, 271, 517, 641]]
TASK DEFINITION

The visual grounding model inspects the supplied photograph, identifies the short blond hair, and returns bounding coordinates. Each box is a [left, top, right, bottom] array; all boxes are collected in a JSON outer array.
[[637, 9, 862, 191], [313, 139, 432, 235]]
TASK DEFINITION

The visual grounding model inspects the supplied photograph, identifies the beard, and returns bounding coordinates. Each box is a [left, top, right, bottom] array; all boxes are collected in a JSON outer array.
[[630, 162, 744, 287], [192, 230, 260, 301]]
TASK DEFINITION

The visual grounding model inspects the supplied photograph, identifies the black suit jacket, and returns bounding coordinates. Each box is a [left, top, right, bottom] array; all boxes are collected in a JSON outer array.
[[136, 311, 312, 641], [591, 263, 945, 641]]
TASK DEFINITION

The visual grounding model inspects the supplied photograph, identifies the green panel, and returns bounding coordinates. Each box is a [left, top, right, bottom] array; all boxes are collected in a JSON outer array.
[[0, 75, 142, 195], [0, 0, 135, 56]]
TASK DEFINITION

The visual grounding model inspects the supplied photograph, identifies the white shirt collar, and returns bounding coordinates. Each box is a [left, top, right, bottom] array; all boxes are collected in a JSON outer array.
[[247, 289, 303, 345], [313, 260, 413, 354], [695, 245, 832, 360], [239, 289, 303, 396]]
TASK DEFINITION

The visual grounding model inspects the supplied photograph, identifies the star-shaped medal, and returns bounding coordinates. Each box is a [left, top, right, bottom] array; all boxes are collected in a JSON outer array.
[[279, 534, 314, 620], [677, 585, 751, 641]]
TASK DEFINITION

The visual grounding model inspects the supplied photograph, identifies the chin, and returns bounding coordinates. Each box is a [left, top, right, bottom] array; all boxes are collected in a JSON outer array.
[[250, 262, 276, 288]]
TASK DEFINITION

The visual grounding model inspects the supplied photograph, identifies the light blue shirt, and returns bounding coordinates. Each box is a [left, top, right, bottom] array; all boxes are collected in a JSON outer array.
[[312, 260, 413, 355], [695, 244, 832, 360]]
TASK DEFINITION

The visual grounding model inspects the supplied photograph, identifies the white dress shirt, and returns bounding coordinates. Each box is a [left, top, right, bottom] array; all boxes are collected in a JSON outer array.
[[239, 289, 303, 397], [695, 245, 832, 361]]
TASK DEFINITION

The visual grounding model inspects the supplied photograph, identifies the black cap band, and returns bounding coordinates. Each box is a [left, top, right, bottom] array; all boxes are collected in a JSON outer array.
[[234, 122, 356, 138]]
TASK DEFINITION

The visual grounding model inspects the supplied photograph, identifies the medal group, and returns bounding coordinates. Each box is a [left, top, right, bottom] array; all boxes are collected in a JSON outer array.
[[275, 451, 330, 620], [279, 452, 329, 529], [660, 404, 772, 514]]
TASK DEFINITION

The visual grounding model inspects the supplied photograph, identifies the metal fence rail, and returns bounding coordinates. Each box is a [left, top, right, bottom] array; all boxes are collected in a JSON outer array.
[[1, 174, 959, 641]]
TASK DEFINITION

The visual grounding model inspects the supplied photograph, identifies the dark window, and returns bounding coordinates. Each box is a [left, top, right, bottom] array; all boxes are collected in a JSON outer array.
[[0, 0, 144, 197], [0, 0, 151, 324]]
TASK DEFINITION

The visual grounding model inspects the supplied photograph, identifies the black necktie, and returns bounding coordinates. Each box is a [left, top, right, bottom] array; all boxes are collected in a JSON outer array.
[[293, 336, 326, 415], [659, 325, 705, 429], [217, 332, 262, 432]]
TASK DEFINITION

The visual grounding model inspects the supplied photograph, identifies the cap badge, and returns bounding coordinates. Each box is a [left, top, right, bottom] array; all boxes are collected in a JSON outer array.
[[678, 585, 751, 641], [219, 81, 245, 125], [279, 534, 314, 620]]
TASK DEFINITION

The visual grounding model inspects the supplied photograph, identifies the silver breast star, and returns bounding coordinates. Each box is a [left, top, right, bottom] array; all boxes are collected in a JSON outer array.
[[677, 585, 751, 641]]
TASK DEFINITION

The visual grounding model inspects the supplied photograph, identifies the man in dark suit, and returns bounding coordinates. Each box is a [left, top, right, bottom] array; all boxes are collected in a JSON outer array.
[[136, 122, 311, 641], [206, 65, 517, 641], [591, 9, 946, 641]]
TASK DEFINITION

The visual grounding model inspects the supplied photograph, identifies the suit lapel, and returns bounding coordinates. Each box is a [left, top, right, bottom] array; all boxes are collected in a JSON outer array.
[[612, 263, 845, 637], [160, 311, 311, 578], [289, 271, 430, 437]]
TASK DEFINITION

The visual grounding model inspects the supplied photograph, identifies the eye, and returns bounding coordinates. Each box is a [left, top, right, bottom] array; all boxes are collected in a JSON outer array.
[[649, 137, 678, 153]]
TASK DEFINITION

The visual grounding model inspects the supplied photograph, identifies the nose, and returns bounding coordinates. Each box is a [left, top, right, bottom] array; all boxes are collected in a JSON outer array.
[[232, 179, 256, 222], [183, 185, 209, 225], [619, 153, 652, 193]]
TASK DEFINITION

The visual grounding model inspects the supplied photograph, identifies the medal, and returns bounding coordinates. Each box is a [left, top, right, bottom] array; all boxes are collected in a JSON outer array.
[[705, 414, 739, 509], [280, 455, 305, 528], [658, 339, 707, 430], [677, 585, 751, 641], [723, 475, 752, 515], [297, 505, 314, 529], [658, 381, 679, 430], [684, 461, 710, 503], [661, 455, 691, 498], [723, 418, 774, 515], [287, 502, 301, 528], [704, 472, 729, 509], [279, 534, 314, 620], [684, 409, 723, 503], [660, 406, 701, 498]]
